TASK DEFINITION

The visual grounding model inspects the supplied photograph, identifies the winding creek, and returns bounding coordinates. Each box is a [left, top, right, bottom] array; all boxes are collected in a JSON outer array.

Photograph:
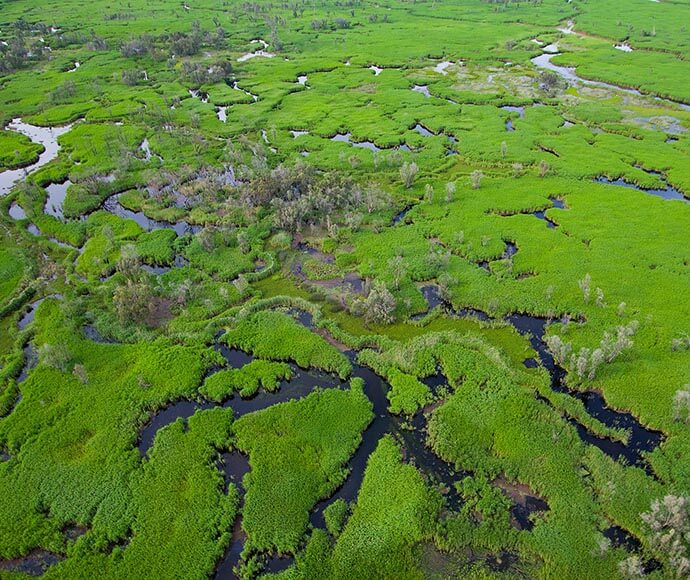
[[237, 39, 274, 63], [595, 174, 689, 204], [2, 16, 681, 580], [3, 28, 674, 576], [9, 294, 663, 577], [134, 299, 664, 577], [134, 318, 475, 578], [415, 287, 663, 471], [0, 119, 73, 196], [506, 313, 663, 471], [531, 39, 690, 111], [103, 194, 202, 236]]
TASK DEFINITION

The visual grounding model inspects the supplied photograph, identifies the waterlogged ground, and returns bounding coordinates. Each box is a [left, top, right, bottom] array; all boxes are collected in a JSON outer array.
[[1, 0, 690, 578]]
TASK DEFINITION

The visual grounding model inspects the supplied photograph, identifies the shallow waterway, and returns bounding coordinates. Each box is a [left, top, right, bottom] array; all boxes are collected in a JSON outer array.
[[0, 119, 73, 196]]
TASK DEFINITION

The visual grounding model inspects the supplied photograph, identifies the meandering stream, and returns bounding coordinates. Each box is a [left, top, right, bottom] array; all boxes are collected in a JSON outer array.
[[531, 41, 690, 111], [0, 119, 73, 196]]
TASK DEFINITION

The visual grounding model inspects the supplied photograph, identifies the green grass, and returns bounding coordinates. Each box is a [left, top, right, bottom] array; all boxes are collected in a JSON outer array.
[[330, 436, 441, 579], [0, 247, 25, 306], [222, 310, 352, 379], [201, 360, 292, 401], [1, 0, 689, 576], [0, 130, 43, 170], [234, 382, 372, 556]]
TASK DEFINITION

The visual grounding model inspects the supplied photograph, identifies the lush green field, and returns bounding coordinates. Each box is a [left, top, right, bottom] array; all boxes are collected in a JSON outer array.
[[1, 0, 689, 578]]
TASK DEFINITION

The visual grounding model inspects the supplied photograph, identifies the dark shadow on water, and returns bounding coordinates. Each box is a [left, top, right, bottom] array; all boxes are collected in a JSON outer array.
[[217, 451, 250, 495], [501, 241, 517, 260], [214, 517, 246, 580], [0, 549, 64, 577], [83, 324, 120, 344], [17, 344, 38, 384], [392, 204, 413, 225], [18, 298, 47, 330], [604, 525, 662, 573]]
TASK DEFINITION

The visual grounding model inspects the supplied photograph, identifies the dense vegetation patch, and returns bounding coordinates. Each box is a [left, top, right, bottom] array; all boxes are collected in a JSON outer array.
[[1, 0, 689, 576]]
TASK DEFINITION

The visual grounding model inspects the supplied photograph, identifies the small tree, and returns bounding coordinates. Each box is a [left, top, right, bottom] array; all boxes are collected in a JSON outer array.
[[113, 279, 154, 325], [400, 162, 418, 189], [424, 183, 434, 202], [388, 255, 406, 290], [73, 364, 89, 384], [539, 159, 550, 177], [364, 281, 396, 325], [545, 334, 572, 366], [673, 386, 690, 423], [40, 343, 72, 372], [233, 274, 250, 295], [618, 556, 644, 579], [237, 231, 250, 254], [641, 495, 690, 577], [198, 226, 217, 251], [578, 273, 591, 303], [437, 272, 456, 302], [470, 170, 483, 189], [672, 335, 690, 351], [539, 71, 563, 97], [117, 244, 142, 280], [445, 182, 456, 202]]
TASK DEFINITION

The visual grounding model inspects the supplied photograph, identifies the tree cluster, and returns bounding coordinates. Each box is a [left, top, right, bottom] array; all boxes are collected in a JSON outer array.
[[181, 60, 233, 85], [239, 163, 389, 233], [546, 320, 639, 381]]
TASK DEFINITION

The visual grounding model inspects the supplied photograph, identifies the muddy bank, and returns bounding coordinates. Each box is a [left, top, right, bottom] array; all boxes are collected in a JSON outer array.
[[493, 477, 549, 531]]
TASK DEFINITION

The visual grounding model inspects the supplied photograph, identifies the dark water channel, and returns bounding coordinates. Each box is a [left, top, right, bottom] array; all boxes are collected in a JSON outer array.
[[103, 194, 202, 236], [18, 298, 47, 330], [603, 526, 661, 573], [506, 314, 663, 470], [0, 549, 64, 577], [137, 316, 469, 578], [11, 300, 660, 576], [595, 175, 689, 204], [411, 288, 662, 470], [392, 204, 414, 225], [533, 197, 563, 228]]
